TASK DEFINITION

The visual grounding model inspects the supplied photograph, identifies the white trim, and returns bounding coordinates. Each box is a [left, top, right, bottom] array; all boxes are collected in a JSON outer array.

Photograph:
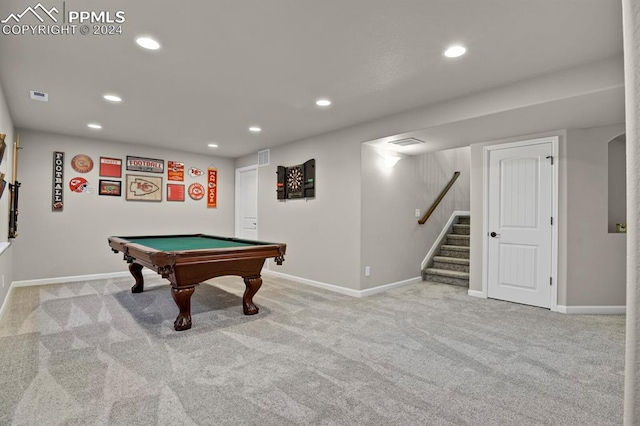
[[11, 269, 155, 288], [421, 210, 470, 270], [234, 164, 259, 239], [467, 289, 485, 298], [360, 277, 422, 297], [556, 305, 626, 315], [482, 136, 560, 310], [263, 269, 361, 297], [263, 269, 421, 298], [0, 242, 10, 256]]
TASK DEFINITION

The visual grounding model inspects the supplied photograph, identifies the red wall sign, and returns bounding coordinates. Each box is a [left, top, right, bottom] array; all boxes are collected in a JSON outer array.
[[168, 161, 184, 181], [188, 183, 204, 200], [207, 168, 217, 208]]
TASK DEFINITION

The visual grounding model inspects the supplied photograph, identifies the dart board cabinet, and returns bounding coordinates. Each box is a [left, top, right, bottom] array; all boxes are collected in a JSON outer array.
[[277, 159, 315, 200]]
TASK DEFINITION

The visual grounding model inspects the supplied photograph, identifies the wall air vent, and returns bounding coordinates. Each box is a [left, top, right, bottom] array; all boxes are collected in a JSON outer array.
[[30, 90, 48, 102], [258, 149, 270, 166], [388, 137, 425, 146]]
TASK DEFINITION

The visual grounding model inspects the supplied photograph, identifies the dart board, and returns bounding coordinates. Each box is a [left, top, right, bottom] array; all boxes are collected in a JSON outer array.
[[286, 166, 304, 197], [277, 159, 315, 200]]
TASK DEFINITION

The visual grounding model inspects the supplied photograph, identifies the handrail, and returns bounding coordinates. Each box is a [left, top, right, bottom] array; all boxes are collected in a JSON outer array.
[[418, 171, 460, 225]]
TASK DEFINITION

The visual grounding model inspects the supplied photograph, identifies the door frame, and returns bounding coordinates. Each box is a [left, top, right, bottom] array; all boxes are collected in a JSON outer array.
[[235, 164, 258, 238], [482, 136, 559, 311]]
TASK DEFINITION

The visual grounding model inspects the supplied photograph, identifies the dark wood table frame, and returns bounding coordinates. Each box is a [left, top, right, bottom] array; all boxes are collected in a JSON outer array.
[[108, 235, 286, 331]]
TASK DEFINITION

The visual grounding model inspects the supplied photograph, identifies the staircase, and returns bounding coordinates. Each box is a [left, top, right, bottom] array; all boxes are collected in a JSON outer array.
[[423, 216, 470, 287]]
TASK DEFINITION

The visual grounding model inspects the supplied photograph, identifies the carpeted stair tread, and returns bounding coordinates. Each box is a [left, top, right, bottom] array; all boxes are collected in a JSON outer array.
[[452, 224, 470, 235], [424, 268, 469, 279], [440, 244, 469, 252], [433, 256, 469, 265]]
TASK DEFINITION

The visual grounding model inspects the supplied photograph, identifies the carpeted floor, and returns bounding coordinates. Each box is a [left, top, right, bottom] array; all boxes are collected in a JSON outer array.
[[0, 275, 625, 425]]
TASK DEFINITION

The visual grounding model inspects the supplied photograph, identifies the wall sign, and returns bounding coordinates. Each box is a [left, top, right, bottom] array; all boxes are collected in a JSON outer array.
[[52, 151, 64, 211], [69, 177, 89, 193], [168, 161, 185, 181], [277, 159, 315, 200], [71, 154, 94, 173], [126, 156, 164, 173], [188, 167, 204, 178], [126, 174, 162, 201], [207, 168, 217, 208], [99, 179, 122, 196], [188, 183, 204, 200], [100, 157, 122, 177], [167, 184, 185, 201]]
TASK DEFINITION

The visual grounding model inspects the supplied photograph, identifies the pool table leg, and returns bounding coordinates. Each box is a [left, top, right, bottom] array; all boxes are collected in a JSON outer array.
[[129, 263, 144, 293], [171, 286, 195, 331], [242, 275, 262, 315]]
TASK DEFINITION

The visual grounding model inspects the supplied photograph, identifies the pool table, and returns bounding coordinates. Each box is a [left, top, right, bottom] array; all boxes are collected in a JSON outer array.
[[108, 234, 286, 331]]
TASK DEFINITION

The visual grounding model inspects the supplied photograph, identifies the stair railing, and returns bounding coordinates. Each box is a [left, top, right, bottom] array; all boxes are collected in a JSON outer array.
[[418, 171, 460, 225]]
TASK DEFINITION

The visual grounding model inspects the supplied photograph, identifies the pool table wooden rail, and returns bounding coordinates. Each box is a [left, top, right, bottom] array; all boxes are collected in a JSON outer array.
[[108, 235, 286, 287]]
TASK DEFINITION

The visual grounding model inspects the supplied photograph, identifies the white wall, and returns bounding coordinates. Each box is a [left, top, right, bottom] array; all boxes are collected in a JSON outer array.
[[360, 144, 470, 289], [0, 81, 15, 309], [12, 130, 236, 281]]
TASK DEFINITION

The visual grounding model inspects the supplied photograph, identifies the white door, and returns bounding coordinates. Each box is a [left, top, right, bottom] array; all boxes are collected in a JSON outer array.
[[235, 166, 258, 240], [487, 141, 553, 308]]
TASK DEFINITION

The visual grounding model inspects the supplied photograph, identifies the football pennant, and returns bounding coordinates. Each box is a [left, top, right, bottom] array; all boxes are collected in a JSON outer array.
[[207, 168, 217, 208]]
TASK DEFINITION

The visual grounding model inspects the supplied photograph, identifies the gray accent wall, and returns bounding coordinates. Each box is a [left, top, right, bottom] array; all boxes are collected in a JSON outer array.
[[360, 144, 470, 289], [11, 130, 235, 281]]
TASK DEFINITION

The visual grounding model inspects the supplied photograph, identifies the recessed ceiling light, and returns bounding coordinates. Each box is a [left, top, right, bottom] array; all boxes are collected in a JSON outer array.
[[87, 123, 102, 130], [249, 126, 262, 133], [444, 45, 467, 58], [208, 143, 218, 148], [136, 37, 161, 50], [103, 94, 122, 102], [316, 98, 331, 107]]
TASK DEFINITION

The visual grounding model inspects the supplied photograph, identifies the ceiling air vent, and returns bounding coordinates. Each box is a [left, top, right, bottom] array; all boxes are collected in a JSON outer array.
[[388, 137, 425, 146], [30, 90, 48, 102], [258, 149, 270, 166]]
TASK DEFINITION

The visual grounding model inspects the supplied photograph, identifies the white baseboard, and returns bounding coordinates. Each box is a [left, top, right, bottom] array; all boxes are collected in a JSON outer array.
[[11, 269, 155, 288], [263, 270, 421, 298], [467, 289, 485, 298], [262, 270, 361, 297], [360, 277, 422, 297], [556, 305, 626, 315]]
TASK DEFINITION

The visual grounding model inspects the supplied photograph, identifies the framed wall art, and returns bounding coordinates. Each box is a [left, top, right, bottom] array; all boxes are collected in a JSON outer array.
[[126, 156, 164, 173], [125, 174, 162, 202], [100, 157, 122, 177], [167, 184, 185, 201], [99, 179, 122, 196]]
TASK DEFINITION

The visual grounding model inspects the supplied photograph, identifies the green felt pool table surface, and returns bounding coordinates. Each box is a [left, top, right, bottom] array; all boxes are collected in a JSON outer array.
[[125, 235, 263, 251]]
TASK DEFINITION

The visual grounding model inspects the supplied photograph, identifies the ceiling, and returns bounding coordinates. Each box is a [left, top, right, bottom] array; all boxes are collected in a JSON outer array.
[[0, 0, 624, 158]]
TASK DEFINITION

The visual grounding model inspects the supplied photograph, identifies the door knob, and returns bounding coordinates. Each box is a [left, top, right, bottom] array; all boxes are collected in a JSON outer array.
[[490, 232, 501, 238]]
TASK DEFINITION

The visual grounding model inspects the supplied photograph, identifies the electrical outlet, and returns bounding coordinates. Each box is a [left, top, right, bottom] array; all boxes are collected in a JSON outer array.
[[415, 209, 421, 218], [365, 266, 371, 277]]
